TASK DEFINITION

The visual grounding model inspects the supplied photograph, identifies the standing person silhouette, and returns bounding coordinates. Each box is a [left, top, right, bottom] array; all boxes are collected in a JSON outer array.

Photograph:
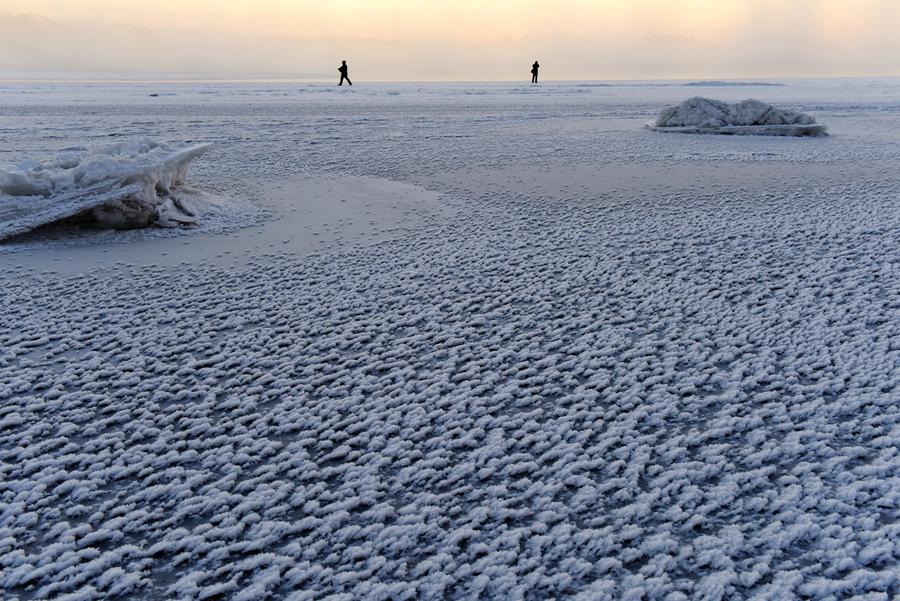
[[531, 60, 540, 84], [338, 60, 352, 86]]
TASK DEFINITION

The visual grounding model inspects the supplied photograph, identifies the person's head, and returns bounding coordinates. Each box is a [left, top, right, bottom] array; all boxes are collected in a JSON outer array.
[[342, 60, 347, 65]]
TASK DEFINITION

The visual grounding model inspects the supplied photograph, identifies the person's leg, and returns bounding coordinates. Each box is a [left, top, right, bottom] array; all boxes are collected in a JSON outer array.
[[348, 77, 352, 86], [339, 76, 344, 86]]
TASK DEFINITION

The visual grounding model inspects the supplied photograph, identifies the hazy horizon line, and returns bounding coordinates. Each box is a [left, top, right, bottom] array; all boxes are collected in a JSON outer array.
[[3, 72, 900, 85]]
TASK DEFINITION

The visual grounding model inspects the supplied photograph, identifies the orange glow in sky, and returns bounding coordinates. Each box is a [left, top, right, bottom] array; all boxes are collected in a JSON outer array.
[[1, 0, 898, 79]]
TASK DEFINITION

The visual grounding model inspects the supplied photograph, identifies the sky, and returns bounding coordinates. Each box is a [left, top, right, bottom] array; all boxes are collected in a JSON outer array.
[[1, 0, 899, 80]]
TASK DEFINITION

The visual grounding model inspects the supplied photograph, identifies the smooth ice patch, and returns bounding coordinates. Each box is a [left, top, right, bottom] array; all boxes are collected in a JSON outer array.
[[0, 175, 447, 276]]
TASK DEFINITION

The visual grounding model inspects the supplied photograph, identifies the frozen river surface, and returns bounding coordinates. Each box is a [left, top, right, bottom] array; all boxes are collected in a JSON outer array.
[[1, 80, 900, 600]]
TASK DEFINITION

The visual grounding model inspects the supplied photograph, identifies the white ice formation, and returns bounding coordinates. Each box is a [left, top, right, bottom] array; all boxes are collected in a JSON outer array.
[[0, 139, 212, 240], [650, 97, 827, 136]]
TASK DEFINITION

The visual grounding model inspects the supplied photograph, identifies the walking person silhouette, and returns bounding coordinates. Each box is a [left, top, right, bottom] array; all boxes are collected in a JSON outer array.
[[338, 60, 352, 86], [531, 60, 540, 84]]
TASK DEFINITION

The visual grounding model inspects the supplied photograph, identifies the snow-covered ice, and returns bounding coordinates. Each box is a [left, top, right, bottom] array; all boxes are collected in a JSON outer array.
[[651, 97, 826, 137], [1, 79, 900, 600]]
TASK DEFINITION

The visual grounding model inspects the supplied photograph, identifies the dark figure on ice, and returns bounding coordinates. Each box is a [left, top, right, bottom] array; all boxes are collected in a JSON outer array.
[[338, 60, 352, 86], [531, 60, 540, 84]]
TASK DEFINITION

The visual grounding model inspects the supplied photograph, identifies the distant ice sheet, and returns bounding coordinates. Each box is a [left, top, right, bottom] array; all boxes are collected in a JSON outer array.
[[683, 81, 785, 87]]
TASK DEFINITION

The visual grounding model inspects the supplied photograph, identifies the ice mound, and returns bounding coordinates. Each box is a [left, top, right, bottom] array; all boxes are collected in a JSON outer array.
[[649, 97, 827, 136], [0, 139, 213, 241]]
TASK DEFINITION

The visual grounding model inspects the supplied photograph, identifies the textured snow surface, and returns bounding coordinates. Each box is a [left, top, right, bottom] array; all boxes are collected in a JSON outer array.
[[2, 80, 900, 600]]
